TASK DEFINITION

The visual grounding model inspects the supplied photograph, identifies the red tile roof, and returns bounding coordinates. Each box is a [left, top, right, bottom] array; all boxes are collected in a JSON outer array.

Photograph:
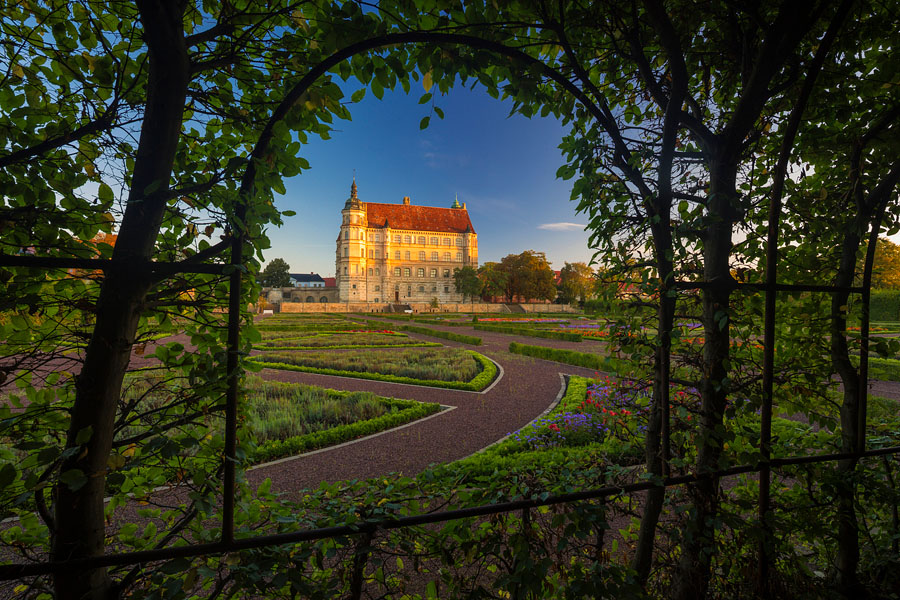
[[364, 202, 476, 234]]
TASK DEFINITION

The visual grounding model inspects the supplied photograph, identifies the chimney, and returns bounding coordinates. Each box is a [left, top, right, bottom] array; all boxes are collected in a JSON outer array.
[[402, 196, 410, 205], [462, 202, 466, 210]]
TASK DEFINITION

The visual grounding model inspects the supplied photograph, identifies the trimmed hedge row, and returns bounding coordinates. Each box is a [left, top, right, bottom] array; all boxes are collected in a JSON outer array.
[[870, 290, 900, 322], [252, 398, 442, 463], [474, 324, 582, 342], [259, 342, 442, 351], [508, 342, 606, 370], [364, 319, 482, 345], [252, 350, 498, 391]]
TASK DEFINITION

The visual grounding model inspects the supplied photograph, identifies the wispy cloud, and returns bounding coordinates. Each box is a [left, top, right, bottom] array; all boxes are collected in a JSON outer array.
[[538, 222, 586, 231]]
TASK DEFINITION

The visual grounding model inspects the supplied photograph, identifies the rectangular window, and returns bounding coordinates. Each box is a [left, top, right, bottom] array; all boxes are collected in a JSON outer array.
[[394, 267, 401, 276], [419, 251, 425, 260], [395, 250, 400, 260], [417, 268, 425, 277], [430, 269, 437, 278], [369, 249, 373, 259], [443, 252, 451, 261], [431, 236, 438, 245], [374, 250, 380, 258], [404, 267, 411, 277], [343, 247, 348, 257], [418, 285, 425, 292], [418, 236, 425, 245], [375, 234, 380, 242], [404, 251, 411, 260], [375, 285, 380, 291], [352, 284, 356, 289], [432, 285, 437, 292], [375, 268, 380, 276], [368, 268, 373, 276], [394, 235, 400, 243], [443, 269, 450, 278], [431, 251, 438, 261], [444, 286, 449, 293], [456, 238, 462, 246], [404, 235, 411, 243], [456, 252, 462, 262], [443, 237, 450, 245]]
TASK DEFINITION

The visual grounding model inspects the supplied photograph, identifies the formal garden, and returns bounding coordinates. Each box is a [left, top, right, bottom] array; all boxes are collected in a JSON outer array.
[[2, 1, 900, 599]]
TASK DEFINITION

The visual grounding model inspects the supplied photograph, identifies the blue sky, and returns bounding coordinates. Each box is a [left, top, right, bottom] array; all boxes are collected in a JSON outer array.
[[267, 81, 596, 277]]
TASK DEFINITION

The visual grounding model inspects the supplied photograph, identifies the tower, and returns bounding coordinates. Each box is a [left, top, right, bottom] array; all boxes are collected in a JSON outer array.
[[336, 178, 367, 301]]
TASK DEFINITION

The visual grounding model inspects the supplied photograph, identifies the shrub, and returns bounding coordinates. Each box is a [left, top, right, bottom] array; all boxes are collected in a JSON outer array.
[[364, 320, 482, 345], [869, 290, 900, 322], [474, 324, 582, 341]]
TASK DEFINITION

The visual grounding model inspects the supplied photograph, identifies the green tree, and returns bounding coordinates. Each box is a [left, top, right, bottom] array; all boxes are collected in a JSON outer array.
[[870, 238, 900, 289], [498, 251, 556, 302], [261, 258, 292, 287], [453, 265, 481, 302], [558, 261, 594, 304], [477, 262, 508, 300]]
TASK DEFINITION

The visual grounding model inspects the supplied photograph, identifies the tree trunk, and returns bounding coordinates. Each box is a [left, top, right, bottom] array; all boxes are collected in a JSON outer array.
[[672, 161, 737, 600], [52, 3, 190, 598], [830, 217, 866, 596]]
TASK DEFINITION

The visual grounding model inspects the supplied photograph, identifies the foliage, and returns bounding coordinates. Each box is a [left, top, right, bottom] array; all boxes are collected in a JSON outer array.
[[869, 238, 900, 289], [257, 331, 440, 350], [558, 261, 594, 304], [869, 290, 900, 322], [260, 258, 292, 288], [474, 323, 583, 342], [452, 265, 481, 302], [364, 319, 483, 345], [477, 261, 508, 299], [498, 250, 557, 302], [252, 349, 498, 391]]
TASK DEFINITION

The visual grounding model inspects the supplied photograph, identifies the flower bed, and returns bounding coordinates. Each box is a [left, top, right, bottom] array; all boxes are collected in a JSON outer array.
[[257, 331, 440, 350], [252, 348, 498, 391]]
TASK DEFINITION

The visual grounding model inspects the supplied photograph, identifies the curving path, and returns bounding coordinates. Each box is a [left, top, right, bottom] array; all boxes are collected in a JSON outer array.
[[247, 318, 602, 493]]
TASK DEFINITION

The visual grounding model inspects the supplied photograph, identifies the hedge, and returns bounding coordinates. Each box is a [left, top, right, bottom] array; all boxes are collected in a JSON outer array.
[[363, 319, 482, 345], [259, 342, 442, 351], [508, 342, 607, 370], [252, 350, 498, 391], [474, 324, 582, 342], [869, 290, 900, 322], [252, 398, 442, 463]]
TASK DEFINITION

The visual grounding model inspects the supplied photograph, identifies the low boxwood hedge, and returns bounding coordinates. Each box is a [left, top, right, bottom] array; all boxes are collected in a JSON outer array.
[[475, 324, 582, 342], [252, 350, 498, 391], [259, 342, 442, 351], [508, 341, 606, 370], [363, 320, 482, 345], [252, 398, 442, 463]]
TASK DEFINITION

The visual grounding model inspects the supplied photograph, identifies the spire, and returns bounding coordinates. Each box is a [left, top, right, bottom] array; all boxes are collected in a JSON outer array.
[[344, 175, 362, 210], [451, 193, 461, 209]]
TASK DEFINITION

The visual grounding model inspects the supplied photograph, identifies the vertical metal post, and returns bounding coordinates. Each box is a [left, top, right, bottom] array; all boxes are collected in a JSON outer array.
[[223, 233, 244, 544]]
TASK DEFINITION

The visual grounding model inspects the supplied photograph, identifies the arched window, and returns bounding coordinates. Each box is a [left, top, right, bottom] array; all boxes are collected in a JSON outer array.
[[456, 238, 462, 246], [403, 235, 411, 243], [403, 267, 411, 277], [418, 285, 425, 293], [344, 231, 349, 240], [417, 268, 425, 277], [456, 252, 462, 262], [404, 251, 410, 260], [305, 296, 314, 303], [368, 268, 373, 276], [431, 251, 438, 261], [430, 236, 438, 245], [375, 268, 380, 276], [320, 296, 328, 303], [394, 267, 401, 276], [443, 237, 450, 245]]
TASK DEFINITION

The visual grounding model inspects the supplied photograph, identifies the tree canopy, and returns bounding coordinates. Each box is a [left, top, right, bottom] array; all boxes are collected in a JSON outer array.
[[261, 258, 292, 288]]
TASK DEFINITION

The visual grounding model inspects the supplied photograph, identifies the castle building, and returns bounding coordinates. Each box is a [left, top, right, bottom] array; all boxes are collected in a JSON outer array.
[[335, 180, 478, 303]]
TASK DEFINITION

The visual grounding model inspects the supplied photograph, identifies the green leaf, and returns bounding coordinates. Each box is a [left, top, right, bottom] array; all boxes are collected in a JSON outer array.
[[98, 182, 114, 202], [419, 116, 430, 130], [59, 469, 88, 491], [0, 464, 16, 490], [75, 425, 93, 444], [351, 88, 366, 103]]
